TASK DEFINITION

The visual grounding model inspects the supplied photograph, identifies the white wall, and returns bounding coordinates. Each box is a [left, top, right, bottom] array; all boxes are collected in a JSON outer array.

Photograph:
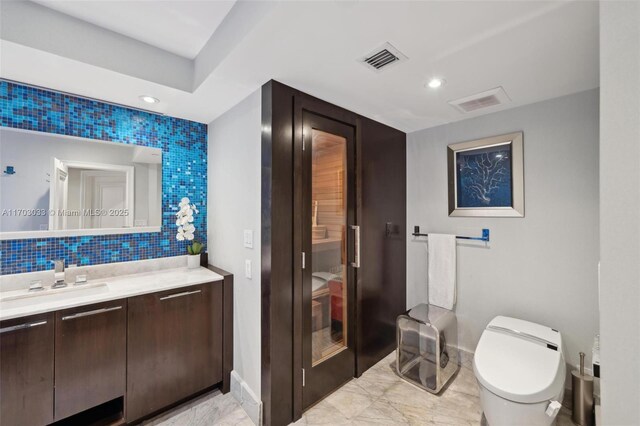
[[599, 2, 640, 424], [407, 89, 600, 371], [207, 90, 262, 400], [1, 0, 193, 91]]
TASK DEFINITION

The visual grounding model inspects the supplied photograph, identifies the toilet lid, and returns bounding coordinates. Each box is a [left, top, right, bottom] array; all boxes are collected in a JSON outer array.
[[473, 316, 565, 404]]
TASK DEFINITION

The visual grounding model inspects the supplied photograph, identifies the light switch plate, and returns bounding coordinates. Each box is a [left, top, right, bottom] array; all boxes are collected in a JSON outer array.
[[243, 230, 253, 249], [245, 259, 252, 279]]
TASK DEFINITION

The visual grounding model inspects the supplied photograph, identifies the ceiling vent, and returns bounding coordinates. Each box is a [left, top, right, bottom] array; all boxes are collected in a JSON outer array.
[[360, 43, 407, 72], [449, 87, 511, 113]]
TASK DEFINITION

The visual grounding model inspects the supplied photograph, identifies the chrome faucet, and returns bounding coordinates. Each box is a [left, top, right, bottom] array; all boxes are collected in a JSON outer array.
[[52, 260, 68, 289]]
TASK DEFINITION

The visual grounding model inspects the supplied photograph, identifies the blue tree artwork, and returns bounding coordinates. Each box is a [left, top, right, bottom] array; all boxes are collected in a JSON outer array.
[[456, 145, 512, 208]]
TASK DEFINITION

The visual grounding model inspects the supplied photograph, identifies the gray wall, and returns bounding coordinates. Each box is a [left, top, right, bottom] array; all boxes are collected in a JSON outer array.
[[207, 90, 262, 400], [599, 2, 640, 424], [407, 89, 600, 371]]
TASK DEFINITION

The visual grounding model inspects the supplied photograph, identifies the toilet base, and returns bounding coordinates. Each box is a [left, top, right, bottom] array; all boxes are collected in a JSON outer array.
[[479, 383, 564, 426]]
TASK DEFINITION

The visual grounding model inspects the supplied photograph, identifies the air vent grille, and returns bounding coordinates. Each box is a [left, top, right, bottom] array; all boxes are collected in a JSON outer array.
[[449, 87, 511, 114], [457, 95, 501, 112], [360, 42, 407, 72], [365, 49, 398, 70]]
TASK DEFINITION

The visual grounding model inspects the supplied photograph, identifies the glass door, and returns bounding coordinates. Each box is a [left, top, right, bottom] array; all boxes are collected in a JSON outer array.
[[302, 111, 356, 409]]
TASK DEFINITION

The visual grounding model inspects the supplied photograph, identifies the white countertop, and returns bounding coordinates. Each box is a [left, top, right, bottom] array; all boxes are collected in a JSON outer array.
[[0, 267, 224, 321]]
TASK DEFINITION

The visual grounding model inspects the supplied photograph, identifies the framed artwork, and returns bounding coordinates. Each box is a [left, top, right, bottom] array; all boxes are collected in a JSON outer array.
[[447, 131, 524, 217]]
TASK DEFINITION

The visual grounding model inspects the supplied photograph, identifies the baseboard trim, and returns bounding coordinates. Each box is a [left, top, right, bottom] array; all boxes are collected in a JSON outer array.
[[230, 370, 262, 425]]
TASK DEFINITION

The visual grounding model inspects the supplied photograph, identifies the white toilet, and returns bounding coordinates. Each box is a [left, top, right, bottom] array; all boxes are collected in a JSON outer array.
[[473, 316, 566, 426]]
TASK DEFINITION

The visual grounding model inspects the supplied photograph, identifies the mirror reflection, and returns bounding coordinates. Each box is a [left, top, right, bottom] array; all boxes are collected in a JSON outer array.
[[0, 129, 162, 233]]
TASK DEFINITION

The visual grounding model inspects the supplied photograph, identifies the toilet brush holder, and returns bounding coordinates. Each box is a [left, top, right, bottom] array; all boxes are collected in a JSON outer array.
[[572, 352, 594, 426]]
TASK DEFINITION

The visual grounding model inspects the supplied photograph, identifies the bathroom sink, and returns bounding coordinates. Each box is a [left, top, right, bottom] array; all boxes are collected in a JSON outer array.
[[0, 281, 110, 309]]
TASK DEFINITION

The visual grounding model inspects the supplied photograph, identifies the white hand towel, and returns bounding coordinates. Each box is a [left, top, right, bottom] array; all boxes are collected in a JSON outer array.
[[428, 234, 457, 310]]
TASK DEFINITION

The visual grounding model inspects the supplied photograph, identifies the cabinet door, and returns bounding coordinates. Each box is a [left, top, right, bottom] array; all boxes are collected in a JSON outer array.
[[54, 300, 127, 421], [357, 117, 406, 375], [0, 313, 54, 426], [126, 282, 223, 422]]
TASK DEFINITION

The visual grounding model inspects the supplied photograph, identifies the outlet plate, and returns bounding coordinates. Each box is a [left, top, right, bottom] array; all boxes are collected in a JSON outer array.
[[245, 259, 252, 279]]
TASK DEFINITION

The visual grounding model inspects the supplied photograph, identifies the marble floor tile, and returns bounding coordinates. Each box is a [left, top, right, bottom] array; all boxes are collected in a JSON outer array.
[[324, 380, 377, 419], [556, 407, 575, 426], [350, 398, 411, 425], [302, 400, 352, 425], [352, 366, 401, 398], [215, 407, 256, 426], [300, 351, 570, 426], [445, 366, 480, 398], [142, 389, 252, 426], [145, 351, 575, 426]]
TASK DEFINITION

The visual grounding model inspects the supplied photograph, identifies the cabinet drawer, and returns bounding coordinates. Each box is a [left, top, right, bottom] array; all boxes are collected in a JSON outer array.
[[126, 282, 222, 421], [0, 313, 54, 426], [54, 300, 127, 421]]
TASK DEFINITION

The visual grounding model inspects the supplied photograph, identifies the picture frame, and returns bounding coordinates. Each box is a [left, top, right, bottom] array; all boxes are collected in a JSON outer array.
[[447, 131, 524, 217]]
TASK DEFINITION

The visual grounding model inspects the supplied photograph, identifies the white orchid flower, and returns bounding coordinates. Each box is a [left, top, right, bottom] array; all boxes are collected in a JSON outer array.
[[176, 195, 200, 248]]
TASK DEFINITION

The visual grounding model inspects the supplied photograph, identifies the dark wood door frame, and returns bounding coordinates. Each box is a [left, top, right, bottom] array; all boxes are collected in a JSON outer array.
[[299, 111, 357, 410], [261, 80, 406, 426], [261, 80, 296, 426], [295, 95, 362, 419]]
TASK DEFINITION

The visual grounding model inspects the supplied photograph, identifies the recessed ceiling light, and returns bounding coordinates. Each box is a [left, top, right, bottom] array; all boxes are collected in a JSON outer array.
[[139, 95, 159, 104], [427, 78, 445, 89]]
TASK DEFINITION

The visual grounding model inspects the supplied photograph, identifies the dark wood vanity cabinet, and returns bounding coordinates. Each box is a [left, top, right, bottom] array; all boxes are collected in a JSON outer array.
[[54, 300, 127, 421], [0, 313, 54, 426], [0, 275, 230, 426], [126, 282, 223, 422]]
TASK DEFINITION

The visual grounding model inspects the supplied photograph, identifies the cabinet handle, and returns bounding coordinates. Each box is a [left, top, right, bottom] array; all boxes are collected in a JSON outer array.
[[61, 306, 122, 321], [159, 289, 202, 301], [0, 320, 47, 334], [351, 225, 361, 268]]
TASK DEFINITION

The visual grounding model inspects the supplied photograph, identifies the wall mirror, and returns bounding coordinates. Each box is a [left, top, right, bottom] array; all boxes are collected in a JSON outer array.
[[0, 128, 162, 239]]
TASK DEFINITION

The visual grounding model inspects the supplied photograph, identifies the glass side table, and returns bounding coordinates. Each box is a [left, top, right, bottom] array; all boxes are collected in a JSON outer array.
[[396, 303, 460, 394]]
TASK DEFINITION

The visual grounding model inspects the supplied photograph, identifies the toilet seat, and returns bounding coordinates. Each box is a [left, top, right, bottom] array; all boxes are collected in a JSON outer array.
[[474, 316, 565, 404]]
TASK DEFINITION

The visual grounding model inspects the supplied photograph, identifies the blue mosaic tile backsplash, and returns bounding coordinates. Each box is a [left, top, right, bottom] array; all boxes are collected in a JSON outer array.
[[0, 81, 207, 275]]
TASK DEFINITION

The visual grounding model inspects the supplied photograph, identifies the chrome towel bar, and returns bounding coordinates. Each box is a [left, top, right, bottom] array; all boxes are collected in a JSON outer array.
[[412, 225, 490, 242]]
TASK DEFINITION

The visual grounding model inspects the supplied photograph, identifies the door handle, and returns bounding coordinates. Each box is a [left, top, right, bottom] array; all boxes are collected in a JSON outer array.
[[61, 306, 122, 321], [159, 289, 202, 301], [0, 320, 47, 334], [351, 225, 360, 268]]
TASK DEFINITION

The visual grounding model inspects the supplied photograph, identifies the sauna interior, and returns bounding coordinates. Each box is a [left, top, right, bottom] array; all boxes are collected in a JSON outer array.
[[311, 129, 348, 365]]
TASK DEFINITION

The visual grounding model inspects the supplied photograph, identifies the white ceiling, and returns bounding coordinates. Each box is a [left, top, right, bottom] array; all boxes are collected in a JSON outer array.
[[0, 1, 599, 133], [32, 0, 236, 59]]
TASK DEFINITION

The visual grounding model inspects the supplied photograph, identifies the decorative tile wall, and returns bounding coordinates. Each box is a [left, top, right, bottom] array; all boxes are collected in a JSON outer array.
[[0, 81, 207, 275]]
